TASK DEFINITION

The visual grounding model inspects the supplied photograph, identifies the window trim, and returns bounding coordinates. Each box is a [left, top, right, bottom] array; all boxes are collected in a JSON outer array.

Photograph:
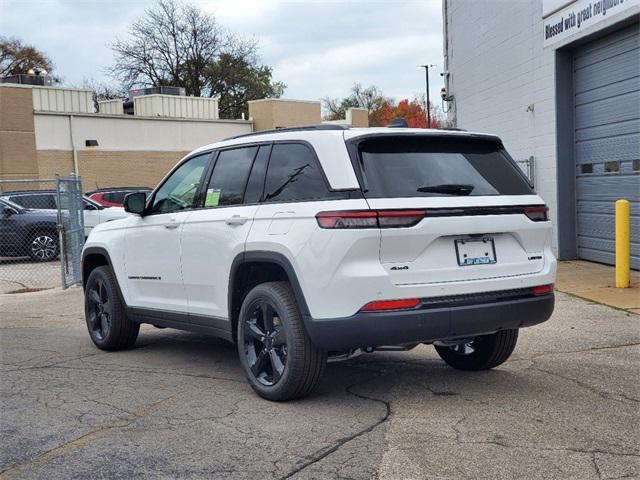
[[144, 151, 213, 217]]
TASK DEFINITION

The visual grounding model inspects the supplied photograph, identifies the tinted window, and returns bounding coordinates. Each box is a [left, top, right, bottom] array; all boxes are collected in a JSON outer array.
[[264, 143, 335, 202], [244, 145, 270, 204], [104, 192, 124, 203], [9, 194, 56, 209], [358, 136, 533, 198], [150, 153, 209, 214], [204, 147, 256, 207]]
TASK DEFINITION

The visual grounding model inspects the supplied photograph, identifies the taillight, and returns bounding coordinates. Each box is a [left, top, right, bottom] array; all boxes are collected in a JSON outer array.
[[377, 210, 426, 227], [533, 284, 554, 296], [316, 210, 425, 229], [524, 205, 549, 221], [361, 298, 421, 311], [315, 211, 378, 229]]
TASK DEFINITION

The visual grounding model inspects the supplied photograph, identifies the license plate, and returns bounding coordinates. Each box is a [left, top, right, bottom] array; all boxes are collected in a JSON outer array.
[[455, 237, 497, 266]]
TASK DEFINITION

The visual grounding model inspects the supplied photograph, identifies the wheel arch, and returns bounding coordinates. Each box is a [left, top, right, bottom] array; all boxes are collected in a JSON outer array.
[[82, 247, 115, 292], [228, 251, 310, 343]]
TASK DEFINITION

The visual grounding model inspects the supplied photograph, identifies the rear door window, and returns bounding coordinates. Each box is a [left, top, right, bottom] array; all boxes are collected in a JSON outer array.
[[357, 136, 533, 198], [263, 143, 344, 203]]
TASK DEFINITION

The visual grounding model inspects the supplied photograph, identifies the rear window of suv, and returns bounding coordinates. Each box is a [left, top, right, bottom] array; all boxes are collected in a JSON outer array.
[[356, 136, 533, 198]]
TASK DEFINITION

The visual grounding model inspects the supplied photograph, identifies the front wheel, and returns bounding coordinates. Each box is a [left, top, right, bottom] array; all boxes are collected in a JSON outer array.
[[237, 281, 326, 401], [434, 329, 519, 371], [84, 266, 139, 351]]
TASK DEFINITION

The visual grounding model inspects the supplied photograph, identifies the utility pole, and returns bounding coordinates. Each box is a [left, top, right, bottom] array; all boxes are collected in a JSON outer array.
[[419, 64, 436, 127]]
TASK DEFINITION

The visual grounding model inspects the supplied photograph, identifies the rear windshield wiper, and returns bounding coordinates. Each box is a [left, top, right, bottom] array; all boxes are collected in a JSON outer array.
[[416, 184, 475, 195]]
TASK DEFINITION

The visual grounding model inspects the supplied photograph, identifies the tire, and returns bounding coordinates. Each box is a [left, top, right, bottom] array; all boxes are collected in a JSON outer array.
[[237, 281, 327, 401], [434, 329, 519, 371], [84, 266, 139, 351], [27, 230, 59, 262]]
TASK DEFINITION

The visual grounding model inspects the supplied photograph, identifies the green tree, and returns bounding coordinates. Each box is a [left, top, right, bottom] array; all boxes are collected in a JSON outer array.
[[205, 52, 285, 119]]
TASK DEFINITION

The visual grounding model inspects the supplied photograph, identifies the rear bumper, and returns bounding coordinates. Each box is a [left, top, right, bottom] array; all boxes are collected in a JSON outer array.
[[303, 291, 554, 351]]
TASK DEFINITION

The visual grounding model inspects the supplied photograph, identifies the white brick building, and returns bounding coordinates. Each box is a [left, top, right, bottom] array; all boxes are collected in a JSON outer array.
[[442, 0, 639, 268]]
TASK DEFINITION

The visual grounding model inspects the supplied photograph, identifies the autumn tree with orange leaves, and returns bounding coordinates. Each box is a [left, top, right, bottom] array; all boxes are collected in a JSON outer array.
[[375, 97, 442, 128]]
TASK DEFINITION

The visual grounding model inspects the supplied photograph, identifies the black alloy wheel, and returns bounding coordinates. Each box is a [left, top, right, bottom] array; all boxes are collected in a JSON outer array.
[[237, 282, 327, 401], [84, 266, 139, 351], [243, 300, 288, 386], [434, 329, 519, 371], [86, 277, 112, 341]]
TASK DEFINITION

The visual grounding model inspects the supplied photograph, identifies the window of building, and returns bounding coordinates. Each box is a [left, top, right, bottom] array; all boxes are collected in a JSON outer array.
[[604, 161, 620, 173], [581, 163, 593, 174]]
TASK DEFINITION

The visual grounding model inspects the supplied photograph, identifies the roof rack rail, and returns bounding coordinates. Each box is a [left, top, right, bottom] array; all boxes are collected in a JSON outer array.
[[441, 127, 467, 131], [224, 124, 349, 141]]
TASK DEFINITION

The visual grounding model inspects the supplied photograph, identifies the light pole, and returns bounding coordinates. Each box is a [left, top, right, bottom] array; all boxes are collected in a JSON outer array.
[[419, 64, 436, 127]]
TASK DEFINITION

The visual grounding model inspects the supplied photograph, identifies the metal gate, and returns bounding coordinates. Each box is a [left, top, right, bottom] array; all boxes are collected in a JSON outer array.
[[573, 24, 640, 269], [0, 175, 84, 292], [56, 176, 85, 288]]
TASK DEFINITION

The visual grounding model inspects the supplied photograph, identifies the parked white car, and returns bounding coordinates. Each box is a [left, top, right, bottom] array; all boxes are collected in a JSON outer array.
[[81, 125, 557, 401], [0, 191, 129, 237]]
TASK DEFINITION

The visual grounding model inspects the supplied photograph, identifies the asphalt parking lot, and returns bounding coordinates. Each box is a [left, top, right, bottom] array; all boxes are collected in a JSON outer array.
[[0, 259, 60, 294], [1, 287, 638, 479]]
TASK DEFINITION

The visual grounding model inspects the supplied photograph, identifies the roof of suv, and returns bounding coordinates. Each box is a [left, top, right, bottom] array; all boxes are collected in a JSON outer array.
[[188, 126, 503, 191]]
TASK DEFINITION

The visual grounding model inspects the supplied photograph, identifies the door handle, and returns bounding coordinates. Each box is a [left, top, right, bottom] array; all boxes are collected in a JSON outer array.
[[164, 219, 180, 230], [225, 215, 248, 226]]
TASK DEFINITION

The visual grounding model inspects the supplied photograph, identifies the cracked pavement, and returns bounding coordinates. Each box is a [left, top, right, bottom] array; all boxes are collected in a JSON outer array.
[[1, 288, 638, 479]]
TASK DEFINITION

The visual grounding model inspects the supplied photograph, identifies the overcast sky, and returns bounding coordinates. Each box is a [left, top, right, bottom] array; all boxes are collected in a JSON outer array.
[[1, 0, 443, 103]]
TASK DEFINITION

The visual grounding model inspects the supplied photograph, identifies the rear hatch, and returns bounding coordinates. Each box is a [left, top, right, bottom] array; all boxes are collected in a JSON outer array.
[[350, 134, 550, 286]]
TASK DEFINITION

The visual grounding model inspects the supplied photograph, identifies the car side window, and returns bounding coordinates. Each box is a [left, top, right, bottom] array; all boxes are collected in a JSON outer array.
[[149, 153, 210, 215], [203, 147, 257, 208], [11, 194, 56, 210], [263, 143, 340, 203]]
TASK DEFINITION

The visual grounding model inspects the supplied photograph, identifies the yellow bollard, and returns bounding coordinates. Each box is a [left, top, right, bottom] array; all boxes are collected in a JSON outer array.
[[615, 199, 630, 288]]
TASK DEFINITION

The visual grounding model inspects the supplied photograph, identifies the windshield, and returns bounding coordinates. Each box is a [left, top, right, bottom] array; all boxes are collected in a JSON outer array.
[[0, 197, 25, 211], [357, 136, 533, 198]]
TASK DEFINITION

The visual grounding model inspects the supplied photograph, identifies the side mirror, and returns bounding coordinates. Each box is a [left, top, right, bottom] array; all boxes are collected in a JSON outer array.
[[3, 206, 17, 216], [124, 192, 147, 215]]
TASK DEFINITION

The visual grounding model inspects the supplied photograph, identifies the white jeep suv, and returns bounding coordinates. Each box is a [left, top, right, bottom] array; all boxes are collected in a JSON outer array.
[[81, 126, 556, 401]]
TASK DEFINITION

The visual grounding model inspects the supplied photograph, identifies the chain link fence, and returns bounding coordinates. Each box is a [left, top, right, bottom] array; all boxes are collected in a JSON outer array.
[[516, 156, 536, 189], [0, 176, 84, 293]]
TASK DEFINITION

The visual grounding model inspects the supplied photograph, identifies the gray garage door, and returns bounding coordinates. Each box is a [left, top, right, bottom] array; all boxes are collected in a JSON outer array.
[[574, 24, 639, 270]]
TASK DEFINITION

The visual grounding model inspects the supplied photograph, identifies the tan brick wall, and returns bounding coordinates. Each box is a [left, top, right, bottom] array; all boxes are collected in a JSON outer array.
[[0, 86, 35, 132], [79, 150, 188, 190], [36, 149, 188, 190], [36, 150, 74, 179], [248, 99, 321, 131], [0, 86, 38, 179]]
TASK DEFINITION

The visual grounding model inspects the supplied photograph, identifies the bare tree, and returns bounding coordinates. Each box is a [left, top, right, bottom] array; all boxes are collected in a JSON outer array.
[[109, 0, 284, 116], [110, 0, 225, 96], [77, 78, 128, 112], [0, 36, 54, 78], [322, 83, 392, 123]]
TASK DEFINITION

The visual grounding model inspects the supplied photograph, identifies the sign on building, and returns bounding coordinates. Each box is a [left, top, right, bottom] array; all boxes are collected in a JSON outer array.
[[543, 0, 639, 46]]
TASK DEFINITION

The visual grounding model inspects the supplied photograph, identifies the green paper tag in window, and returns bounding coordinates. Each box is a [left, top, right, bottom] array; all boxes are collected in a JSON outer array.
[[205, 188, 221, 207]]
